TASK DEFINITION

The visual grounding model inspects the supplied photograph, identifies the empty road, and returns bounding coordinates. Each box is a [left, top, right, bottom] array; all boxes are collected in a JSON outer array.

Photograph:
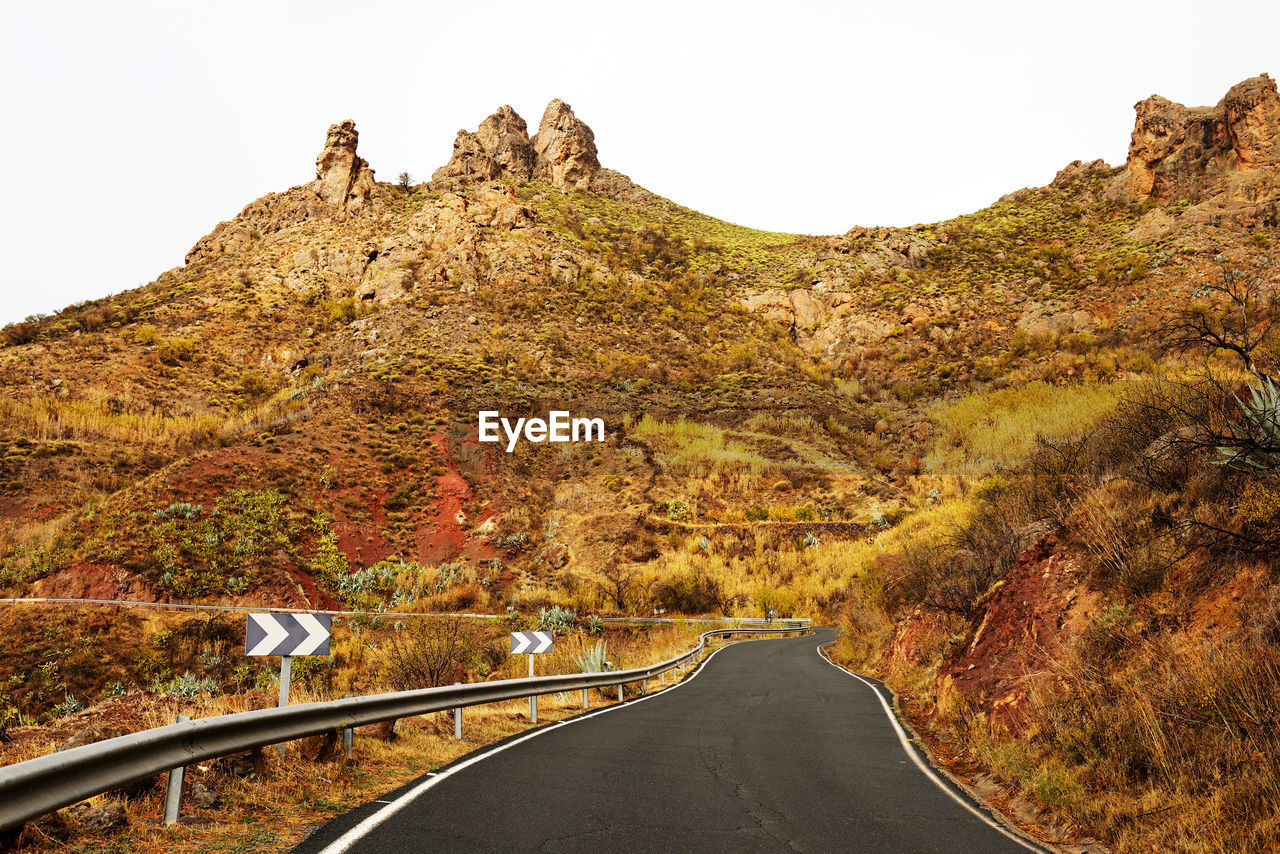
[[295, 628, 1043, 854]]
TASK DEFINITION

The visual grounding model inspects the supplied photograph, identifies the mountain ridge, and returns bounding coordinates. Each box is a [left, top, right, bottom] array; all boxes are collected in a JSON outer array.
[[2, 73, 1280, 853]]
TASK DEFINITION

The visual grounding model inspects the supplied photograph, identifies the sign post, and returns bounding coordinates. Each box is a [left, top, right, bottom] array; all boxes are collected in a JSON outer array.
[[510, 631, 553, 723], [246, 612, 332, 755], [279, 655, 292, 707]]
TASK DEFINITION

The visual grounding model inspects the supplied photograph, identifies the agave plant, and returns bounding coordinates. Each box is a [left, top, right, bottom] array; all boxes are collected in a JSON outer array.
[[1218, 377, 1280, 468], [537, 605, 577, 635], [573, 640, 611, 673]]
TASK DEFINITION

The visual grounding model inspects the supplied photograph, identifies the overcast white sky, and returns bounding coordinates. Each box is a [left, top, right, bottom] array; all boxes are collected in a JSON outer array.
[[1, 1, 1277, 326]]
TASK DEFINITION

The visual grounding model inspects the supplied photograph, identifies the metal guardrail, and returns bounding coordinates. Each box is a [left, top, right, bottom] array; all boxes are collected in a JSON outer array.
[[1, 599, 808, 629], [0, 625, 810, 832], [602, 617, 809, 629]]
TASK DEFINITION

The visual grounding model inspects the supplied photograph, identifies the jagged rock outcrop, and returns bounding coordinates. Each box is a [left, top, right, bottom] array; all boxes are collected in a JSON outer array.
[[313, 119, 376, 212], [433, 105, 535, 183], [1050, 158, 1112, 189], [531, 99, 600, 190], [434, 99, 600, 191], [284, 181, 535, 304], [1121, 73, 1280, 204], [1224, 75, 1280, 169], [833, 227, 933, 273], [186, 120, 377, 265]]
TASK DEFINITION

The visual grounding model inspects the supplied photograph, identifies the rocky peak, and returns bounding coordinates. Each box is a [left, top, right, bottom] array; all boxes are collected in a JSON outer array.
[[434, 99, 600, 191], [531, 99, 600, 190], [1122, 74, 1279, 204], [433, 105, 535, 184], [1223, 74, 1280, 169], [477, 105, 536, 180], [313, 119, 376, 212]]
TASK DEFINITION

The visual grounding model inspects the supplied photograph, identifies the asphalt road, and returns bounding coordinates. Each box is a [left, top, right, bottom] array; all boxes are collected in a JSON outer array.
[[295, 629, 1043, 854]]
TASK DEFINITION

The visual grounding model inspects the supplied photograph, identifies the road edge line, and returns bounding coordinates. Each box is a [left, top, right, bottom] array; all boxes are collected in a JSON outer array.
[[816, 640, 1055, 854]]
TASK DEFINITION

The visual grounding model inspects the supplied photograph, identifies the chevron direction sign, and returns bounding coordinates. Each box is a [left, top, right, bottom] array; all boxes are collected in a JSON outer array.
[[510, 631, 553, 654], [245, 613, 332, 657]]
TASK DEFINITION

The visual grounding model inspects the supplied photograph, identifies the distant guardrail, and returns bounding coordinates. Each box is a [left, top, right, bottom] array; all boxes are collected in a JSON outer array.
[[0, 626, 810, 833], [0, 598, 809, 629], [602, 616, 809, 629]]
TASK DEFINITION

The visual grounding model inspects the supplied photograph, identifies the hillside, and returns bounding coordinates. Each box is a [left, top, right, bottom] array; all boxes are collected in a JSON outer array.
[[3, 75, 1280, 852]]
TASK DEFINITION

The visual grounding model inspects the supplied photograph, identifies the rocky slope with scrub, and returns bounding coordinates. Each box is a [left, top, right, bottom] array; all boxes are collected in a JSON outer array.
[[2, 77, 1280, 852]]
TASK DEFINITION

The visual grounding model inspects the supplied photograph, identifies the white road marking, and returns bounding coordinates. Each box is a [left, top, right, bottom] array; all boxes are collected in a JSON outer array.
[[315, 644, 731, 853], [817, 642, 1049, 853]]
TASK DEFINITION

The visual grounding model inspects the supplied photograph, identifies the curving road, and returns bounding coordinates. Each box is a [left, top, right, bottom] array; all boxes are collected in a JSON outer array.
[[294, 629, 1044, 854]]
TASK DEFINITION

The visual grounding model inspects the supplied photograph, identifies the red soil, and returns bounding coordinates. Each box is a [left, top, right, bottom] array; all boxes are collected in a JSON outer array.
[[938, 531, 1096, 732]]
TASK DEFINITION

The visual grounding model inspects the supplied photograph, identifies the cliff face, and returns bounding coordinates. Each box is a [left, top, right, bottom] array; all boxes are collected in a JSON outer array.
[[1121, 74, 1280, 208]]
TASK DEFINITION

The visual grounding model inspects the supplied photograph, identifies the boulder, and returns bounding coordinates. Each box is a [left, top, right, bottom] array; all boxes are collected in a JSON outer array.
[[189, 781, 222, 809], [789, 289, 825, 331], [740, 290, 794, 325], [57, 723, 128, 752], [358, 719, 397, 741], [72, 802, 126, 832], [431, 98, 601, 190], [1125, 207, 1177, 243], [545, 542, 570, 569], [300, 730, 341, 762], [1224, 74, 1280, 170], [215, 749, 264, 778]]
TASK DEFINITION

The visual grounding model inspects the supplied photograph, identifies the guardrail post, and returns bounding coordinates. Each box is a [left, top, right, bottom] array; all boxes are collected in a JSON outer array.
[[277, 656, 293, 758], [581, 688, 588, 709], [453, 683, 463, 739], [528, 656, 537, 724], [162, 714, 191, 825], [618, 683, 623, 702], [642, 678, 647, 695], [341, 695, 353, 757]]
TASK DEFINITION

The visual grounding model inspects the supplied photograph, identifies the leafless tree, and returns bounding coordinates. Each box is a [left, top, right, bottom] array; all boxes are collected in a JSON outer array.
[[596, 559, 649, 612], [381, 616, 477, 690], [1162, 268, 1280, 383]]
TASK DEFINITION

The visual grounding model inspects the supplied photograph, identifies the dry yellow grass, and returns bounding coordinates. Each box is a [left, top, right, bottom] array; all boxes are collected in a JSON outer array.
[[630, 415, 774, 477], [0, 390, 222, 449], [0, 384, 313, 453], [924, 380, 1128, 474]]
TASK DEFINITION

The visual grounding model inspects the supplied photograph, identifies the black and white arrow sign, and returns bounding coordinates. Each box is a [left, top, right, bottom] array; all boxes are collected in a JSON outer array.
[[510, 631, 553, 654], [245, 613, 332, 657]]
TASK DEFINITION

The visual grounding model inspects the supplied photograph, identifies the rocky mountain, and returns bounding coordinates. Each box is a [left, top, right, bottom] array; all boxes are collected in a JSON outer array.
[[2, 77, 1280, 853]]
